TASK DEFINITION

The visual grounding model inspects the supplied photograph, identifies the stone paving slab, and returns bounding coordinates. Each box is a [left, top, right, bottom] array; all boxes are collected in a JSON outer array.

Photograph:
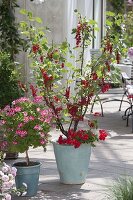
[[5, 88, 133, 200]]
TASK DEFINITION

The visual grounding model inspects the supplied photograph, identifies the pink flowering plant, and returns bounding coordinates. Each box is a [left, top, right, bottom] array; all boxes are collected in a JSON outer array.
[[19, 10, 120, 148], [0, 97, 53, 165], [0, 151, 27, 200], [0, 161, 17, 200]]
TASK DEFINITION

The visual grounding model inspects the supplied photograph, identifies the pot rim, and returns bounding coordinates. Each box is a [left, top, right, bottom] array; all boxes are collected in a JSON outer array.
[[13, 161, 42, 168], [51, 139, 91, 147]]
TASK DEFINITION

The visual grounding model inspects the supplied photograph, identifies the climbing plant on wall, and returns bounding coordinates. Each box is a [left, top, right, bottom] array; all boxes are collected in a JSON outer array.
[[0, 0, 24, 109], [0, 0, 23, 61]]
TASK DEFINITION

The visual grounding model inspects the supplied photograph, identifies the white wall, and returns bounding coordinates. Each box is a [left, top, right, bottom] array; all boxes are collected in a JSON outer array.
[[15, 0, 106, 84]]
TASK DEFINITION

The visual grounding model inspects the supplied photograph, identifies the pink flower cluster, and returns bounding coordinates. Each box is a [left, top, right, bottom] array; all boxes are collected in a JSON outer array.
[[0, 162, 17, 200], [34, 125, 42, 130], [16, 130, 28, 137], [33, 95, 43, 103], [0, 141, 8, 151], [12, 97, 31, 105], [24, 115, 35, 123], [40, 108, 53, 123]]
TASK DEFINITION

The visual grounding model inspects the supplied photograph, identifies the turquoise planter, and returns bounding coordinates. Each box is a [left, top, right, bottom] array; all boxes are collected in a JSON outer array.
[[53, 142, 91, 184], [13, 162, 41, 196]]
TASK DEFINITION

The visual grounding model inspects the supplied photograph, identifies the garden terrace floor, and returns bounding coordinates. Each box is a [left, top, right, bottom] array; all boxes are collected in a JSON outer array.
[[6, 87, 133, 200]]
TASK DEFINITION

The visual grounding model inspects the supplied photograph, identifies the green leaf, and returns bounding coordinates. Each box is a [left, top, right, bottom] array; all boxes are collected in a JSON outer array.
[[106, 20, 113, 27], [71, 28, 77, 34], [61, 41, 68, 50], [89, 19, 97, 25], [65, 62, 76, 70], [94, 27, 99, 31], [42, 43, 48, 50], [20, 9, 28, 15], [106, 11, 115, 17], [27, 11, 33, 18], [35, 17, 43, 24]]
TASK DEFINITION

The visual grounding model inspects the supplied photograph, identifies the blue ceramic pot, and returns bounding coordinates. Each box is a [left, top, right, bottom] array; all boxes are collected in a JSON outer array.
[[53, 142, 91, 184], [13, 161, 41, 196]]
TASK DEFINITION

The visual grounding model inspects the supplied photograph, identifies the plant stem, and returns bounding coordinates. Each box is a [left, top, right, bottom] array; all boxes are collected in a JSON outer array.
[[68, 118, 73, 131], [73, 120, 79, 131], [73, 38, 85, 132], [25, 150, 29, 166], [43, 96, 68, 137], [0, 151, 4, 164], [81, 39, 85, 76]]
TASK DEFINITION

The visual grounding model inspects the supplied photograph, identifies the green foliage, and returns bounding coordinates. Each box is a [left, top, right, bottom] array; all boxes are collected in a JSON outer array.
[[107, 177, 133, 200], [106, 10, 133, 57], [0, 0, 24, 60], [0, 52, 23, 109], [107, 0, 125, 14], [0, 1, 26, 109], [123, 11, 133, 47], [106, 11, 127, 57]]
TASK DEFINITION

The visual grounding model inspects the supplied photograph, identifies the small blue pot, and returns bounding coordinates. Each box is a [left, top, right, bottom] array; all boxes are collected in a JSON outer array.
[[53, 142, 91, 184], [13, 161, 41, 196]]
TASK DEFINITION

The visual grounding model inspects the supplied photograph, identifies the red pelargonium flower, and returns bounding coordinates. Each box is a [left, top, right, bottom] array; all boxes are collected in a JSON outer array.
[[128, 94, 133, 99], [58, 135, 65, 144], [65, 87, 70, 99], [88, 120, 95, 128], [73, 140, 81, 148], [32, 44, 40, 54], [57, 129, 92, 148], [76, 130, 89, 141], [30, 84, 37, 97], [99, 129, 108, 140], [93, 112, 101, 117]]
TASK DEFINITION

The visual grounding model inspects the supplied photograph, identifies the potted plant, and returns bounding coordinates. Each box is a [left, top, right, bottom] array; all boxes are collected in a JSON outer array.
[[0, 96, 53, 196], [19, 9, 120, 184]]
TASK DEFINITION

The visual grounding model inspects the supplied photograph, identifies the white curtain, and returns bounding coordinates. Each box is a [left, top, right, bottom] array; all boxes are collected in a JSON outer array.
[[66, 0, 105, 63], [77, 0, 93, 62], [66, 0, 77, 68]]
